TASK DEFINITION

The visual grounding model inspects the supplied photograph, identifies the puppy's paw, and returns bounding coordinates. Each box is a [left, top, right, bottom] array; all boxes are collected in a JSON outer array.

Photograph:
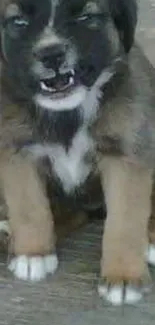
[[98, 282, 143, 306], [0, 220, 10, 235], [146, 244, 155, 266], [8, 254, 58, 281], [0, 220, 10, 252]]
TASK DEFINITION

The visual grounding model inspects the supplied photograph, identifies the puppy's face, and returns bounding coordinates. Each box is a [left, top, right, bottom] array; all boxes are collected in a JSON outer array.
[[0, 0, 136, 112]]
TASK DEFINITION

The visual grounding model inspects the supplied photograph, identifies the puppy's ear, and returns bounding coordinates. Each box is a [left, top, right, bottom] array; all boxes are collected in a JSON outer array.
[[109, 0, 137, 53], [0, 1, 15, 59], [0, 0, 8, 58]]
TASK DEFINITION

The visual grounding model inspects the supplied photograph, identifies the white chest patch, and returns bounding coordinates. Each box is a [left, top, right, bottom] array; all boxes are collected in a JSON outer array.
[[32, 128, 95, 193]]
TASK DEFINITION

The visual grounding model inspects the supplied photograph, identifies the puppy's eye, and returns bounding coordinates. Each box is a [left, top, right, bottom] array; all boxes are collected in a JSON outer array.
[[76, 14, 97, 22], [4, 16, 29, 31], [3, 15, 29, 38], [71, 12, 110, 30], [76, 14, 91, 22], [75, 13, 108, 25], [11, 16, 29, 28]]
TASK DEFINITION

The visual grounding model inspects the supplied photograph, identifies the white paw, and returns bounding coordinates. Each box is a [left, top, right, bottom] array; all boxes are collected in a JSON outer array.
[[8, 254, 58, 281], [146, 244, 155, 266], [0, 220, 10, 235], [98, 284, 142, 306]]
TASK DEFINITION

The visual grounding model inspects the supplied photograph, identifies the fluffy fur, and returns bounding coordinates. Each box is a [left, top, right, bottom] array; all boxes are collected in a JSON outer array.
[[0, 0, 155, 305]]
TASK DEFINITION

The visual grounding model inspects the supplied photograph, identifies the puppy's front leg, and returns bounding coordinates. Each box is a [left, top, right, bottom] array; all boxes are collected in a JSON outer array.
[[98, 156, 152, 305], [1, 152, 58, 281]]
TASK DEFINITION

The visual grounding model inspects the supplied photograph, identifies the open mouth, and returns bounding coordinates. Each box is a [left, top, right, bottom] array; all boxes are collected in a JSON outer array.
[[40, 69, 76, 95], [35, 68, 87, 110]]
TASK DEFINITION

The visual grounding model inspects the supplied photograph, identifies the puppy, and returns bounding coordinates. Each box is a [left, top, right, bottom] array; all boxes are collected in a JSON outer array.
[[0, 0, 155, 306]]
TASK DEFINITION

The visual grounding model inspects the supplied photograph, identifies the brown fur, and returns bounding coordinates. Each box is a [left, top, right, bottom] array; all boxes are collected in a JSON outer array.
[[92, 45, 155, 286], [0, 152, 55, 255], [0, 0, 155, 292], [98, 156, 152, 282]]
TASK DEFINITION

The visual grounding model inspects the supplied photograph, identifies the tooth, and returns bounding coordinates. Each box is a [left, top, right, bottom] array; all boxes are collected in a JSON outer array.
[[69, 76, 74, 85], [70, 69, 75, 76], [40, 81, 55, 92], [40, 81, 49, 91]]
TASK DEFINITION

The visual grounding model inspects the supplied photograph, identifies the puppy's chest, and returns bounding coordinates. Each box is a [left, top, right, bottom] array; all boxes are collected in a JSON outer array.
[[33, 128, 95, 193]]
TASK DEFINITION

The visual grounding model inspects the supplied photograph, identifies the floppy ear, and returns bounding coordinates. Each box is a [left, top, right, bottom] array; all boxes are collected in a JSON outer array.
[[109, 0, 137, 53], [0, 0, 8, 58], [0, 0, 12, 59]]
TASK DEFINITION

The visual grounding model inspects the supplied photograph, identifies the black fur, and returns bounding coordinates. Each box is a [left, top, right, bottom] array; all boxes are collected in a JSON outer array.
[[109, 0, 138, 53], [34, 108, 82, 149], [0, 0, 137, 149]]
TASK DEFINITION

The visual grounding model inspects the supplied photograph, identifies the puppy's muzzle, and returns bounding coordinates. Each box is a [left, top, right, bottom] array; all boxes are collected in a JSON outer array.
[[35, 44, 65, 71], [34, 44, 75, 94]]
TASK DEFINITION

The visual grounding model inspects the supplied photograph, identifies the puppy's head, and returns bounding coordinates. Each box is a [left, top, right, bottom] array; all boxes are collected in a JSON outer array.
[[0, 0, 137, 113]]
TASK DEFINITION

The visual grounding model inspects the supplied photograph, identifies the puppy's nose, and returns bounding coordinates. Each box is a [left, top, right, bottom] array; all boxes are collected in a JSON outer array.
[[35, 45, 65, 70]]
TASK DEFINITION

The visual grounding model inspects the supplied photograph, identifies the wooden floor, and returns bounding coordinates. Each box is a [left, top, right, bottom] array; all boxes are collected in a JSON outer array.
[[0, 220, 155, 325], [1, 0, 155, 324]]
